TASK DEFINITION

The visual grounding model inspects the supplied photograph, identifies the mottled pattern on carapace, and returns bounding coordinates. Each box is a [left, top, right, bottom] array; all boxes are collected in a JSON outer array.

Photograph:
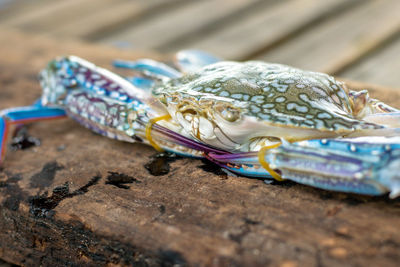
[[154, 61, 381, 132]]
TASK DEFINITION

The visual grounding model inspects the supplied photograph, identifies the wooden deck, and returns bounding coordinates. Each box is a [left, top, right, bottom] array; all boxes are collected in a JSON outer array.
[[1, 1, 400, 266], [1, 0, 400, 88]]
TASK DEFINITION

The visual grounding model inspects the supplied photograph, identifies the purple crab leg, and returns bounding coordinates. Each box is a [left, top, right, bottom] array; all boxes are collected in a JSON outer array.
[[206, 152, 272, 178], [0, 104, 66, 164], [113, 59, 181, 79], [152, 123, 228, 155]]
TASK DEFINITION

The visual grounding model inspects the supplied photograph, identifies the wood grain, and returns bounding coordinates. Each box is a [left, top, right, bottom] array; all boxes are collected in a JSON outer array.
[[100, 0, 261, 50], [1, 0, 400, 88], [339, 33, 400, 89], [1, 0, 110, 28], [0, 29, 400, 267], [169, 0, 360, 60], [50, 0, 186, 40], [0, 0, 53, 22], [258, 0, 400, 75]]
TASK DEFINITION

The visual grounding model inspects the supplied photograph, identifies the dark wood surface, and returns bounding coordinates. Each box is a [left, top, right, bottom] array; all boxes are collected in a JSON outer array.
[[1, 0, 400, 89], [0, 29, 400, 267]]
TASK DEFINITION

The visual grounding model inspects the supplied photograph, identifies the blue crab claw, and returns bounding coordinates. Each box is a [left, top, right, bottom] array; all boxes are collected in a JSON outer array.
[[208, 137, 400, 198]]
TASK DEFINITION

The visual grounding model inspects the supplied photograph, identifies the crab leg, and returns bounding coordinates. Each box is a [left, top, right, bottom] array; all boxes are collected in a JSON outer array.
[[174, 49, 221, 73], [125, 77, 155, 90], [0, 103, 66, 164], [150, 123, 227, 156], [113, 59, 181, 79], [114, 50, 221, 78], [41, 56, 157, 105]]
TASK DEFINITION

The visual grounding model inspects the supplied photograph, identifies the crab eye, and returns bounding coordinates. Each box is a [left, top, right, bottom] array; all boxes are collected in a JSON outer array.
[[215, 104, 241, 122]]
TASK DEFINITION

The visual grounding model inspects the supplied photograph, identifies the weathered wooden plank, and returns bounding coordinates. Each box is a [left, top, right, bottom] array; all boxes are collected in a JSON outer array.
[[1, 29, 400, 267], [166, 0, 362, 60], [0, 0, 114, 28], [0, 0, 12, 9], [0, 0, 53, 22], [339, 33, 400, 89], [0, 0, 184, 40], [48, 0, 186, 40], [100, 0, 261, 51], [258, 0, 400, 75], [5, 0, 134, 35]]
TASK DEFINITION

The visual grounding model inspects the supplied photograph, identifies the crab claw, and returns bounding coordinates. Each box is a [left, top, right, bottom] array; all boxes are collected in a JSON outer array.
[[208, 137, 400, 197]]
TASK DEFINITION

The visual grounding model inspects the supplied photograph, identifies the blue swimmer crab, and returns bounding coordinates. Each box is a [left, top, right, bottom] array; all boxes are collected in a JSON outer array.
[[1, 50, 400, 198]]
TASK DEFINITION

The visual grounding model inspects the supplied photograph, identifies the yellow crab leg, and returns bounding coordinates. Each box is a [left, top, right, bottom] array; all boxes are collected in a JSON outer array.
[[258, 142, 284, 181], [145, 114, 172, 152]]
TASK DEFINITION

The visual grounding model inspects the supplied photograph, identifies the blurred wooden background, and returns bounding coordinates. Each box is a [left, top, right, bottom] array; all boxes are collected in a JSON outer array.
[[1, 0, 400, 88]]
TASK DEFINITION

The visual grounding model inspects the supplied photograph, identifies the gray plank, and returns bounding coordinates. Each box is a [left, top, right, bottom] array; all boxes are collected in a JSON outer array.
[[0, 0, 54, 22], [0, 0, 17, 9], [340, 33, 400, 89], [49, 0, 184, 40], [259, 0, 400, 74], [100, 0, 261, 51], [0, 0, 113, 28], [167, 0, 359, 60]]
